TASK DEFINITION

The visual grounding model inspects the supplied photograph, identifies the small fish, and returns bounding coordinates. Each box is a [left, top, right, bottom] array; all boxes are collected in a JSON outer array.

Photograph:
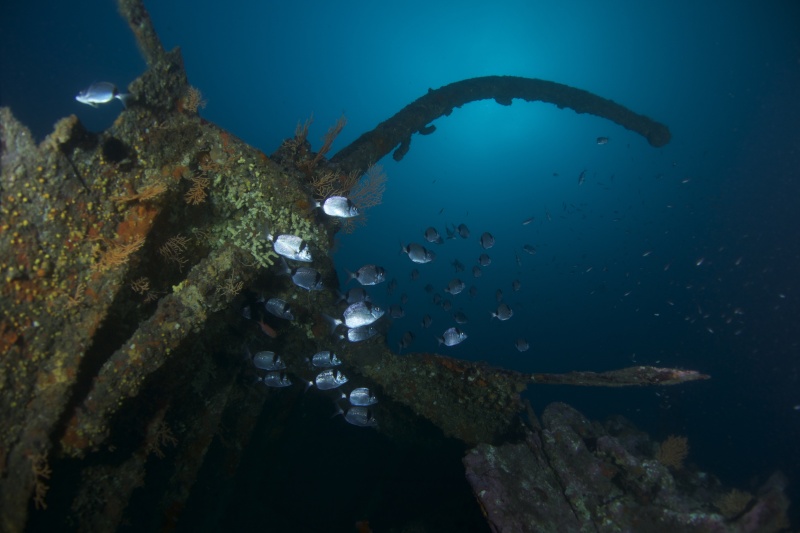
[[388, 305, 405, 319], [349, 387, 378, 406], [311, 350, 342, 368], [268, 233, 312, 262], [478, 253, 491, 266], [325, 301, 384, 330], [451, 259, 464, 272], [401, 243, 436, 264], [424, 283, 434, 294], [313, 369, 348, 390], [387, 278, 398, 295], [279, 259, 324, 290], [397, 330, 414, 351], [346, 325, 379, 342], [424, 227, 443, 244], [515, 338, 530, 352], [578, 169, 586, 185], [348, 264, 386, 285], [492, 303, 513, 320], [441, 299, 452, 311], [315, 196, 359, 218], [444, 278, 465, 295], [479, 232, 495, 249], [453, 311, 468, 324], [445, 224, 457, 240], [596, 136, 609, 145], [545, 210, 552, 222], [522, 216, 535, 225], [522, 244, 537, 255], [472, 265, 482, 278], [495, 289, 504, 303], [515, 253, 522, 267], [343, 406, 378, 427], [468, 285, 478, 298], [338, 287, 370, 305], [264, 298, 294, 320], [512, 279, 522, 292], [261, 371, 292, 387], [400, 292, 408, 304], [75, 82, 130, 108], [410, 269, 420, 281], [457, 223, 470, 239], [253, 351, 286, 371], [437, 327, 467, 347], [420, 314, 432, 328]]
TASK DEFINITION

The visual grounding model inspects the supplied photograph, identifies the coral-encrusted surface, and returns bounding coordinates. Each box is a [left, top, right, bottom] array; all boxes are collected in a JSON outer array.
[[464, 402, 790, 533]]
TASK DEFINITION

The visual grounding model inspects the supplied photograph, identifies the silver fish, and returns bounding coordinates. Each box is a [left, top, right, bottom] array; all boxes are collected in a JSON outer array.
[[349, 387, 378, 406], [424, 227, 443, 244], [437, 327, 467, 347], [472, 266, 482, 278], [342, 301, 385, 328], [420, 314, 432, 328], [441, 299, 452, 311], [311, 350, 342, 368], [453, 311, 468, 324], [515, 338, 530, 352], [479, 232, 495, 249], [522, 216, 535, 225], [348, 264, 386, 285], [344, 406, 378, 427], [279, 259, 324, 290], [512, 279, 522, 292], [264, 298, 294, 320], [496, 289, 504, 302], [270, 234, 312, 262], [318, 196, 359, 218], [457, 224, 470, 239], [339, 287, 370, 304], [451, 259, 464, 272], [522, 244, 536, 255], [578, 169, 586, 185], [253, 351, 286, 371], [445, 224, 457, 240], [346, 325, 379, 342], [75, 82, 130, 108], [468, 285, 478, 298], [261, 371, 292, 387], [596, 136, 609, 145], [314, 369, 348, 390], [478, 253, 491, 266], [445, 278, 465, 295], [410, 269, 420, 280], [492, 303, 513, 320], [401, 243, 435, 264]]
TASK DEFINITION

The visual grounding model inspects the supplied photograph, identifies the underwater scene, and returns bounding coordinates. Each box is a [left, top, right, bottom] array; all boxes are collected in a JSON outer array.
[[1, 0, 799, 531]]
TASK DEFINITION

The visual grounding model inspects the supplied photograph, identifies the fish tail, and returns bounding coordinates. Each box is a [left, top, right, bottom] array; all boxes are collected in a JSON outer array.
[[116, 93, 132, 108], [321, 313, 342, 334]]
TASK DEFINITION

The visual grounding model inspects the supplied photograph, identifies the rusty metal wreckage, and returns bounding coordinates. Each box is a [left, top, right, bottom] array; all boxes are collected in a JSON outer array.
[[0, 0, 726, 531]]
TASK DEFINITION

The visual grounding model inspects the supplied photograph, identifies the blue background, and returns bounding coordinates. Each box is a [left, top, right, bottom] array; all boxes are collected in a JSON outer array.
[[2, 0, 799, 514]]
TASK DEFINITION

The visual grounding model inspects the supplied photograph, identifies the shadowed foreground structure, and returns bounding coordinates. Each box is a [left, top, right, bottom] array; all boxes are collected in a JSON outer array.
[[0, 1, 790, 531]]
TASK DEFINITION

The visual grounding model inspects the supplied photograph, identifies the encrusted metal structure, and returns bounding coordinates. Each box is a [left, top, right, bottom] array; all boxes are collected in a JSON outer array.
[[0, 2, 741, 531]]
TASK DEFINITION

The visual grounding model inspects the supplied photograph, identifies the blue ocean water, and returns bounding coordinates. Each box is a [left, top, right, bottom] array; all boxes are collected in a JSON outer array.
[[3, 0, 799, 527]]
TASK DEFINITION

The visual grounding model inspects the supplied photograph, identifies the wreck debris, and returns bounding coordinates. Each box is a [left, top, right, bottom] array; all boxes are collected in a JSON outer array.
[[331, 75, 672, 176], [0, 0, 717, 531], [530, 365, 710, 386], [463, 402, 790, 533]]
